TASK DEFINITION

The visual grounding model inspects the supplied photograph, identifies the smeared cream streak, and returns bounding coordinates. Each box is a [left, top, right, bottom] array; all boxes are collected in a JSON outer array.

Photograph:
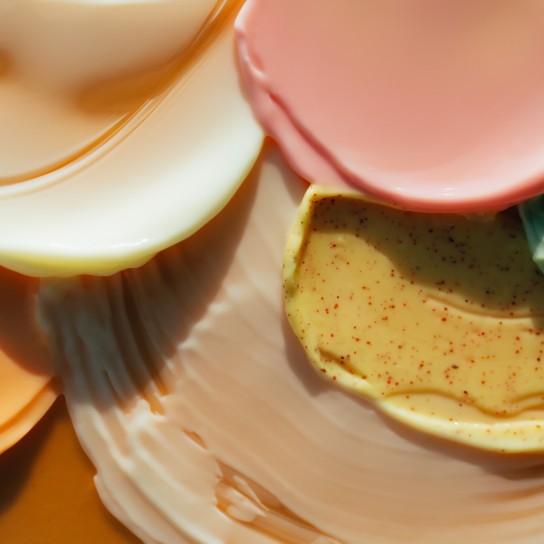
[[0, 1, 264, 277], [39, 145, 544, 543], [0, 0, 217, 183]]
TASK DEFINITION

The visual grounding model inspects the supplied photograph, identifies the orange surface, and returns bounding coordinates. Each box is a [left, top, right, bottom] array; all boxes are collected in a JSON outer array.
[[0, 267, 57, 453], [0, 398, 140, 544]]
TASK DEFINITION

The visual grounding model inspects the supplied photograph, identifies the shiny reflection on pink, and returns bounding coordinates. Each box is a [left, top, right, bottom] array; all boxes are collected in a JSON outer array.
[[237, 0, 544, 212]]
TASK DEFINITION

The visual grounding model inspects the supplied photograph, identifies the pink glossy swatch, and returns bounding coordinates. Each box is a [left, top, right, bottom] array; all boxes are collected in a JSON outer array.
[[236, 0, 544, 212]]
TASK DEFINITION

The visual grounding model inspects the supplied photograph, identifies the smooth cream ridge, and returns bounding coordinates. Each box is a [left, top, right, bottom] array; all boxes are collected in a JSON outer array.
[[0, 0, 263, 276], [38, 146, 544, 544]]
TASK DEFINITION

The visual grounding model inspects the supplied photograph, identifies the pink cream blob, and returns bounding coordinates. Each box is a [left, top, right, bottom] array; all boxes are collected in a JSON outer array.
[[236, 0, 544, 212]]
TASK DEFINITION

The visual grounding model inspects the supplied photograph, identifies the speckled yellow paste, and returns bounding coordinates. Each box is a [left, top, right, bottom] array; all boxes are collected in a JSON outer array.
[[284, 186, 544, 452]]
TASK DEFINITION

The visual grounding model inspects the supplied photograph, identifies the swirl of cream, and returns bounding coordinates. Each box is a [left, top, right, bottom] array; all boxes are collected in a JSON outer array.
[[0, 0, 263, 276], [0, 268, 57, 454], [38, 145, 544, 544]]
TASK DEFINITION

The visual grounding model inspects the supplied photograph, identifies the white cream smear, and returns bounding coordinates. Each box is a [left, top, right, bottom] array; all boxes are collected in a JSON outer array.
[[0, 0, 263, 276], [39, 145, 544, 544]]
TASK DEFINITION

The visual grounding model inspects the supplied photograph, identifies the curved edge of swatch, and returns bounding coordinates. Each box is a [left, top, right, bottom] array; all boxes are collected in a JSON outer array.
[[235, 1, 544, 214], [0, 380, 58, 454], [0, 3, 264, 277]]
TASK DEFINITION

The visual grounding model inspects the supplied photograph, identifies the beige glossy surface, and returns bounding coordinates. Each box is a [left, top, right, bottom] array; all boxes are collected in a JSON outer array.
[[0, 0, 216, 183], [237, 0, 544, 212], [38, 145, 544, 543]]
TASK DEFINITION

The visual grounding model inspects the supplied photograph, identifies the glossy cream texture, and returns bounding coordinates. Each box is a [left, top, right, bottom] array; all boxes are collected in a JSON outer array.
[[236, 0, 544, 212], [284, 187, 544, 452], [0, 0, 263, 276], [0, 0, 217, 183], [39, 147, 544, 544]]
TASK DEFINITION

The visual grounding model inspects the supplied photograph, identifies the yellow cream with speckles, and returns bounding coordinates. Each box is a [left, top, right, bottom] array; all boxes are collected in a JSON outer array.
[[284, 186, 544, 452]]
